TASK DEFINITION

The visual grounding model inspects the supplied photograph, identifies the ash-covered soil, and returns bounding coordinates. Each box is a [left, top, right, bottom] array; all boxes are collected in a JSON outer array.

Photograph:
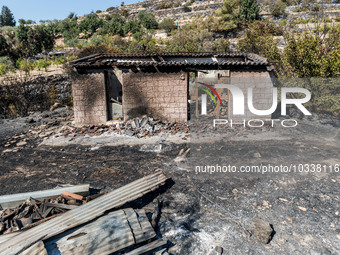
[[0, 109, 339, 254]]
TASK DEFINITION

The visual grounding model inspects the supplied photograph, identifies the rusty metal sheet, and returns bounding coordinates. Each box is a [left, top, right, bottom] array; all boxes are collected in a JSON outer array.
[[44, 208, 155, 255]]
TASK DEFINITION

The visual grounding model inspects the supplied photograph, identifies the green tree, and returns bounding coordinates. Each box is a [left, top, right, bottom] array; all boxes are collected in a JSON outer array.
[[137, 11, 158, 30], [101, 14, 127, 36], [283, 28, 340, 77], [17, 24, 55, 57], [78, 13, 104, 35], [237, 21, 282, 70], [159, 18, 176, 34], [239, 0, 260, 21], [56, 17, 79, 41], [215, 0, 240, 31], [0, 35, 9, 55], [0, 6, 16, 26]]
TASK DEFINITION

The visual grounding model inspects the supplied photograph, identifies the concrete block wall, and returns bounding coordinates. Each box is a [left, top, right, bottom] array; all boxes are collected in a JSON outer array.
[[229, 71, 274, 120], [122, 71, 188, 122], [72, 73, 107, 125]]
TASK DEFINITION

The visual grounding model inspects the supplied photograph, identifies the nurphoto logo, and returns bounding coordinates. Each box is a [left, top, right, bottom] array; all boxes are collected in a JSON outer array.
[[198, 82, 312, 128]]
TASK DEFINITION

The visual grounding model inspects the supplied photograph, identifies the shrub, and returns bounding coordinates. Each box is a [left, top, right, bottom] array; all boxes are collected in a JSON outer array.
[[310, 4, 320, 12], [271, 0, 287, 17], [90, 36, 105, 46], [137, 11, 158, 29], [213, 38, 231, 52], [158, 2, 173, 9], [239, 0, 260, 21], [64, 38, 80, 47], [16, 58, 35, 74], [36, 59, 51, 72], [77, 44, 121, 59], [0, 63, 14, 76], [53, 56, 67, 65], [106, 7, 116, 12], [159, 18, 176, 34], [78, 13, 104, 35]]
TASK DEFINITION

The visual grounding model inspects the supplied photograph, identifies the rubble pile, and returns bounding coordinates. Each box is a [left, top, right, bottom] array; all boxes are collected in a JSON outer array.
[[61, 116, 190, 139], [0, 191, 102, 235], [0, 172, 170, 255]]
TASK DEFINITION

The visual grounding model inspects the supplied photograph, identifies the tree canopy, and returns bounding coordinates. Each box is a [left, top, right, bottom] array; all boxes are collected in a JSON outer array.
[[0, 6, 16, 26]]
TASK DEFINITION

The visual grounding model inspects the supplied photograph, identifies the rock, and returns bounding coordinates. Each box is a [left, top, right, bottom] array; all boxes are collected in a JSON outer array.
[[232, 189, 238, 194], [16, 141, 27, 147], [25, 118, 35, 124], [50, 102, 61, 111], [215, 246, 223, 254], [298, 206, 307, 212], [253, 217, 274, 244], [253, 152, 262, 158], [140, 144, 162, 153], [125, 130, 134, 136]]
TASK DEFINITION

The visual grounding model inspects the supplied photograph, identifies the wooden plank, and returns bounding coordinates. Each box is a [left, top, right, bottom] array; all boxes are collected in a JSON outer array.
[[44, 209, 155, 255], [125, 239, 167, 255], [0, 172, 167, 255], [0, 184, 90, 209], [61, 191, 83, 201]]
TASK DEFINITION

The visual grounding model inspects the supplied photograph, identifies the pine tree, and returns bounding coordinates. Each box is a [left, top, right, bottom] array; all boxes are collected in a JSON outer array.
[[0, 6, 16, 27], [239, 0, 260, 21]]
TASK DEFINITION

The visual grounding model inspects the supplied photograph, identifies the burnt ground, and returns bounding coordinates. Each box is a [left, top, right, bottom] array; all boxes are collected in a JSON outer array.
[[0, 110, 339, 254]]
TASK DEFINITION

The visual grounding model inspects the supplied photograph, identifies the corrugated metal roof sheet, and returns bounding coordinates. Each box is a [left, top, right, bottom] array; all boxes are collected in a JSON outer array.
[[44, 208, 155, 255], [70, 52, 271, 70]]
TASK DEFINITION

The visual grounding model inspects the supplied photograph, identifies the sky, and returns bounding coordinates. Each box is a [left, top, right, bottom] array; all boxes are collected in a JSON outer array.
[[0, 0, 141, 23]]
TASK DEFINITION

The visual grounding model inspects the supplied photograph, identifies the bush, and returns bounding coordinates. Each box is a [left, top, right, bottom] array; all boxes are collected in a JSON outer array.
[[53, 56, 67, 65], [271, 0, 287, 17], [158, 2, 173, 9], [36, 59, 51, 72], [237, 21, 282, 69], [106, 7, 116, 12], [16, 58, 35, 74], [17, 24, 55, 57], [78, 13, 104, 35], [213, 38, 231, 52], [159, 18, 176, 34], [310, 4, 320, 12], [96, 10, 102, 14], [0, 63, 14, 76], [90, 36, 105, 46], [77, 44, 121, 59], [64, 38, 80, 47], [137, 11, 158, 29]]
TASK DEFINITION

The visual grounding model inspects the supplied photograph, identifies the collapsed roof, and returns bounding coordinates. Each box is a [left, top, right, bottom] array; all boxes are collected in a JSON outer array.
[[70, 52, 273, 73]]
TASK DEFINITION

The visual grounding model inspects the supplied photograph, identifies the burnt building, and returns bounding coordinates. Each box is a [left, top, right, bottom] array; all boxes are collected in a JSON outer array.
[[70, 52, 274, 126]]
